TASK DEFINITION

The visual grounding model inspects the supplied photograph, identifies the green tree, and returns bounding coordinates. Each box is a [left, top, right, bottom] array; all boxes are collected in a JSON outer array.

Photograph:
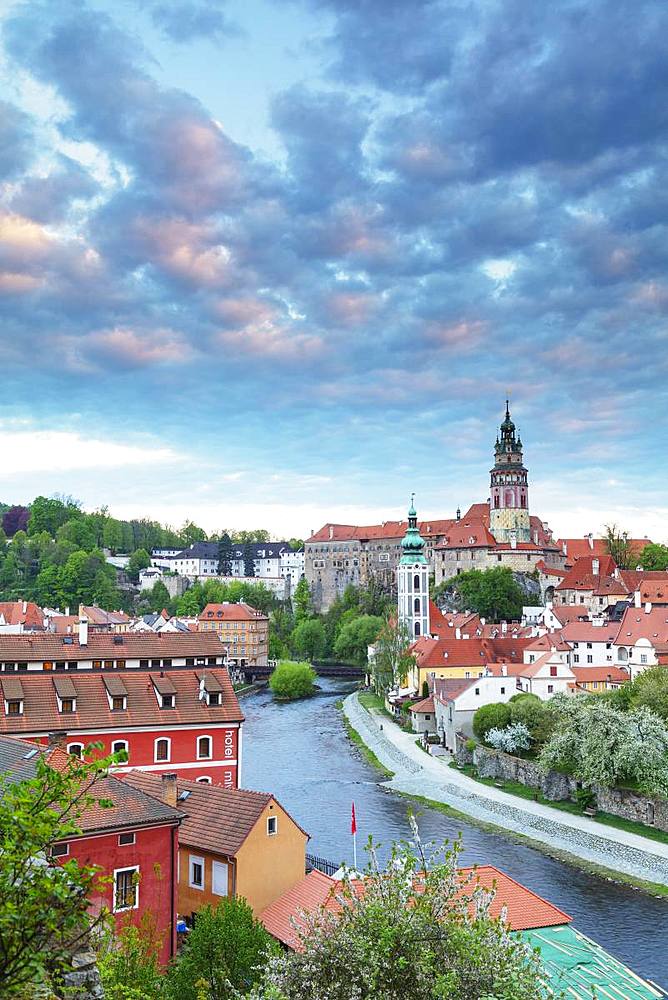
[[292, 576, 312, 624], [28, 495, 81, 537], [621, 666, 668, 720], [604, 524, 634, 569], [127, 548, 151, 582], [142, 580, 172, 613], [472, 702, 512, 743], [269, 660, 316, 700], [509, 695, 555, 746], [98, 916, 164, 1000], [437, 567, 524, 621], [370, 616, 415, 693], [165, 899, 275, 1000], [242, 540, 255, 578], [217, 532, 233, 576], [638, 542, 668, 571], [179, 521, 208, 545], [334, 614, 383, 666], [0, 746, 116, 997], [102, 518, 124, 554], [33, 564, 63, 607], [57, 518, 97, 551], [251, 828, 548, 1000], [176, 584, 205, 617], [287, 537, 304, 550], [292, 618, 327, 661], [230, 529, 270, 543]]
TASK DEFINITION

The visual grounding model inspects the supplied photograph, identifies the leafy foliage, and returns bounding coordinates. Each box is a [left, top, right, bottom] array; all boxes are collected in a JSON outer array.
[[604, 524, 634, 570], [472, 702, 511, 743], [292, 618, 327, 661], [436, 567, 524, 621], [98, 915, 164, 1000], [334, 614, 383, 666], [292, 576, 313, 624], [250, 825, 551, 1000], [369, 616, 415, 693], [269, 660, 316, 699], [486, 722, 532, 754], [509, 696, 555, 745], [638, 542, 668, 571]]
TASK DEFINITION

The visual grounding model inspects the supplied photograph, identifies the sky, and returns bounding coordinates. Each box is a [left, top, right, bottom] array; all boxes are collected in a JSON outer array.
[[1, 0, 667, 542]]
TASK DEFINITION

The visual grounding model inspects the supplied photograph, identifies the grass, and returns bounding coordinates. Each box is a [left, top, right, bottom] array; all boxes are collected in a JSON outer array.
[[399, 792, 668, 899], [357, 690, 393, 718], [451, 762, 668, 848], [342, 715, 395, 779]]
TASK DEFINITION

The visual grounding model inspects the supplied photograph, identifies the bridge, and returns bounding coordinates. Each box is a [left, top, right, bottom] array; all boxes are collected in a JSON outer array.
[[240, 661, 364, 682]]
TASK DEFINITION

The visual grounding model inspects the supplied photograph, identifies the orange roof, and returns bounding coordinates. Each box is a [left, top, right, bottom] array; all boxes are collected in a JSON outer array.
[[558, 538, 650, 564], [410, 696, 434, 713], [0, 601, 45, 629], [199, 602, 269, 623], [308, 518, 457, 543], [525, 633, 571, 653], [560, 621, 619, 643], [572, 667, 629, 684], [617, 606, 668, 645], [535, 560, 567, 578], [262, 864, 571, 949], [0, 630, 229, 662]]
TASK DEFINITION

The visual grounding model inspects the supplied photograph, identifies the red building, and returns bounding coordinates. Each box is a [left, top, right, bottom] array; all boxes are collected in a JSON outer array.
[[0, 668, 243, 787], [0, 734, 182, 964]]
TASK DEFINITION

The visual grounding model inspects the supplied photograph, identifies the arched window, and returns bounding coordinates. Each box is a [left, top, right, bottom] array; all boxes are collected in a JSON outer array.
[[494, 494, 500, 508], [413, 573, 420, 590], [414, 622, 421, 637], [414, 597, 420, 614], [197, 736, 212, 760], [618, 647, 628, 662], [112, 740, 129, 759], [154, 738, 170, 763], [67, 743, 83, 759], [197, 776, 212, 784]]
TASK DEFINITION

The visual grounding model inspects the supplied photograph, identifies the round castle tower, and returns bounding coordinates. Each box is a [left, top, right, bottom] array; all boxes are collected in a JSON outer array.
[[397, 496, 430, 638], [489, 400, 531, 543]]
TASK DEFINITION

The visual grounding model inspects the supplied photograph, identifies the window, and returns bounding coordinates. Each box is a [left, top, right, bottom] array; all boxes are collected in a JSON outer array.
[[118, 832, 135, 846], [189, 855, 205, 890], [60, 698, 75, 713], [154, 738, 170, 763], [212, 860, 229, 896], [593, 681, 599, 690], [587, 655, 593, 664], [116, 660, 126, 669], [573, 654, 580, 663], [547, 684, 554, 694], [161, 694, 175, 709], [500, 686, 505, 694], [139, 659, 149, 668], [413, 573, 420, 589], [414, 597, 420, 613], [51, 842, 69, 857], [112, 695, 127, 711], [197, 776, 212, 784], [67, 743, 84, 758], [114, 867, 139, 911], [586, 642, 592, 649], [267, 815, 278, 836], [474, 687, 480, 696], [414, 622, 420, 637], [549, 665, 558, 677], [197, 736, 212, 760], [112, 740, 128, 757], [641, 654, 648, 664], [104, 660, 113, 670], [6, 699, 22, 716], [207, 691, 221, 706]]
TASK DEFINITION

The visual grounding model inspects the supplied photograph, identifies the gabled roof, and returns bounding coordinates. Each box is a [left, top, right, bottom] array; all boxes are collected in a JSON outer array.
[[0, 631, 228, 662], [525, 633, 571, 653], [616, 606, 668, 646], [432, 677, 477, 702], [557, 538, 650, 563], [0, 601, 45, 630], [572, 667, 629, 684], [0, 668, 243, 734], [199, 602, 269, 623], [410, 696, 434, 714], [560, 621, 619, 644], [555, 555, 624, 594], [123, 771, 308, 856]]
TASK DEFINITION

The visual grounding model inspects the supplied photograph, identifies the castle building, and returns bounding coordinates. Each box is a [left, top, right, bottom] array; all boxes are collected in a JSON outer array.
[[489, 400, 530, 543], [397, 498, 430, 639]]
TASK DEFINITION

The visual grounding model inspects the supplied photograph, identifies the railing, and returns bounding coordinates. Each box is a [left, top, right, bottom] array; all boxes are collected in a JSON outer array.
[[306, 853, 340, 877]]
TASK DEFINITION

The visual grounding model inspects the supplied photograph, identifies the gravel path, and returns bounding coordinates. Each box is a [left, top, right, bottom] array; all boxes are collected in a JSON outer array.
[[343, 692, 668, 886]]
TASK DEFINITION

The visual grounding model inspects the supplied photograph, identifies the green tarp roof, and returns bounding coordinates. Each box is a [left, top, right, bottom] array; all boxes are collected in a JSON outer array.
[[520, 925, 666, 1000]]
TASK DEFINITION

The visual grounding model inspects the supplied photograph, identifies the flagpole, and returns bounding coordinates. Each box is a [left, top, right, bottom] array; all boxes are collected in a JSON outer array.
[[351, 801, 357, 870], [353, 828, 357, 870]]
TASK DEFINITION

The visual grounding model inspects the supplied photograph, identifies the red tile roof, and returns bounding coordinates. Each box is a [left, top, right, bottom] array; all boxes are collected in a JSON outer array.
[[0, 668, 243, 734], [572, 667, 630, 684], [308, 519, 457, 543], [0, 601, 45, 629], [560, 622, 619, 644], [199, 603, 269, 623], [557, 538, 650, 564], [123, 771, 306, 855], [261, 864, 571, 949], [535, 560, 567, 578], [616, 606, 668, 646], [0, 631, 228, 662], [410, 696, 434, 714]]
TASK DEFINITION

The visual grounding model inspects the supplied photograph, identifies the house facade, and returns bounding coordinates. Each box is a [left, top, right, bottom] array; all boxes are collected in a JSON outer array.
[[197, 603, 269, 667]]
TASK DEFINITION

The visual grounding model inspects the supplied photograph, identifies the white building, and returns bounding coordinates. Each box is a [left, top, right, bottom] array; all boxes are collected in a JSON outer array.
[[397, 498, 430, 639]]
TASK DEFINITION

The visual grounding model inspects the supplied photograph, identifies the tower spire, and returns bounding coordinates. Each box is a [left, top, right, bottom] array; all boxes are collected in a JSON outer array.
[[397, 494, 430, 646]]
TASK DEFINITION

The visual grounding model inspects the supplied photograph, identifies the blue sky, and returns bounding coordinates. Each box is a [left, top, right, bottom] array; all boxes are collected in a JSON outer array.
[[1, 0, 667, 541]]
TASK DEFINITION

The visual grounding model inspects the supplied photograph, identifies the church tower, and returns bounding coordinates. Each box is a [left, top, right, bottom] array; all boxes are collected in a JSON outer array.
[[489, 401, 531, 543], [397, 496, 430, 638]]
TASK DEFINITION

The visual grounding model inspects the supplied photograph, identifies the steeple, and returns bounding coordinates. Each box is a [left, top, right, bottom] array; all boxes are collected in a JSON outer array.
[[400, 493, 427, 564], [397, 495, 430, 642], [489, 400, 530, 542]]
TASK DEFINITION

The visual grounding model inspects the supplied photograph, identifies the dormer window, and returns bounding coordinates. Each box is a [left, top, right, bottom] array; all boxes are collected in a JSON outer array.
[[61, 698, 75, 713], [6, 699, 22, 716], [152, 674, 176, 709], [112, 696, 127, 711], [208, 691, 221, 706], [161, 694, 175, 709], [3, 678, 25, 717]]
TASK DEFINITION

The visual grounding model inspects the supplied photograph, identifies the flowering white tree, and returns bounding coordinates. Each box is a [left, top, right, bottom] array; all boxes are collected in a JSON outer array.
[[485, 722, 532, 754], [249, 821, 554, 1000]]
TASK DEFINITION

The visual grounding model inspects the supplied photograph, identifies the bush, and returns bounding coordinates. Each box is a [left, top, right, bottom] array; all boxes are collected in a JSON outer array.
[[472, 702, 511, 743], [269, 660, 316, 700], [486, 722, 532, 754], [509, 697, 554, 746], [465, 738, 477, 752]]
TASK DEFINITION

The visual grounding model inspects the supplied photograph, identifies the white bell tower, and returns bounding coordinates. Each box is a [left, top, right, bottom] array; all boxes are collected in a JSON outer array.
[[397, 495, 430, 639]]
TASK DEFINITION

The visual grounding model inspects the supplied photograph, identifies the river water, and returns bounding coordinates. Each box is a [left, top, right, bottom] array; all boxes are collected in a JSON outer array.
[[241, 679, 668, 987]]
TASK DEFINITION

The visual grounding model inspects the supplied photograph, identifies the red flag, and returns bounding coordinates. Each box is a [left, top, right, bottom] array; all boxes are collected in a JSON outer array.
[[351, 802, 357, 836]]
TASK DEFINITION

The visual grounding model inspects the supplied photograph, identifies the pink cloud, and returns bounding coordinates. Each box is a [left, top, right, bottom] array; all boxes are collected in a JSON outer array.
[[79, 326, 196, 369]]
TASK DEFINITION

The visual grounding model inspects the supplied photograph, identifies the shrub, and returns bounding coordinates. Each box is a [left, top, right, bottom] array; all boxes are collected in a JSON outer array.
[[269, 660, 316, 700], [485, 722, 532, 754], [472, 702, 511, 743], [509, 697, 554, 746], [465, 738, 476, 752]]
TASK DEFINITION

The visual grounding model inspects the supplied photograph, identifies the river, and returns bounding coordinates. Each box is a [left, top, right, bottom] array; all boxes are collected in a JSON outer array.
[[241, 678, 668, 987]]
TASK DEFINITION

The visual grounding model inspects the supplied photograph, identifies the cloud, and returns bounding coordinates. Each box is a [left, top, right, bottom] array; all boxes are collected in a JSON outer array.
[[9, 155, 99, 223], [147, 1, 241, 43], [0, 100, 35, 179], [0, 425, 182, 475]]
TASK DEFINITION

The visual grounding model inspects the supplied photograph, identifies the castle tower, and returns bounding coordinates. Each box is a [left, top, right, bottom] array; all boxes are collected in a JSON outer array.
[[398, 496, 430, 638], [489, 400, 531, 543]]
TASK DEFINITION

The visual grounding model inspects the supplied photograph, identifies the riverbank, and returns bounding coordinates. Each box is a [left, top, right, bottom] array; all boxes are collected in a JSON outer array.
[[342, 691, 668, 895]]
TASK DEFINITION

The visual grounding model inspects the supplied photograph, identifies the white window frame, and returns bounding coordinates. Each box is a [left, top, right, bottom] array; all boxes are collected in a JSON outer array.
[[113, 865, 139, 912], [154, 737, 171, 763], [67, 742, 84, 758], [212, 860, 229, 897], [197, 735, 213, 760], [189, 855, 205, 890], [112, 740, 129, 758], [51, 841, 69, 857], [118, 832, 136, 846], [197, 776, 212, 784], [267, 815, 278, 836]]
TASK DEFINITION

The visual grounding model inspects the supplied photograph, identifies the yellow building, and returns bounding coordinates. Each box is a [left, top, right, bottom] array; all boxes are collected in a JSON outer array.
[[198, 602, 269, 667], [124, 771, 308, 921]]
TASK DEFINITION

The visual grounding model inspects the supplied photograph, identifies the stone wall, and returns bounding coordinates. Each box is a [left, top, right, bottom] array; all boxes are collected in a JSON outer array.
[[455, 734, 668, 831]]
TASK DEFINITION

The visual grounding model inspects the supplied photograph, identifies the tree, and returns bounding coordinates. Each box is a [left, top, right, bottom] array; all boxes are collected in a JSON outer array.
[[217, 532, 233, 576], [438, 567, 524, 621], [176, 585, 205, 617], [98, 916, 164, 1000], [2, 505, 29, 537], [292, 576, 312, 624], [472, 702, 512, 743], [251, 827, 548, 1000], [28, 496, 80, 537], [243, 540, 255, 578], [370, 616, 415, 693], [604, 524, 634, 569], [141, 580, 172, 614], [292, 618, 327, 661], [638, 542, 668, 571], [180, 521, 208, 545], [166, 899, 275, 1000], [127, 548, 151, 582], [102, 518, 124, 554], [269, 660, 316, 700], [486, 722, 532, 754], [509, 695, 555, 746], [0, 747, 116, 997], [626, 666, 668, 720], [56, 518, 97, 551], [334, 614, 384, 666], [229, 529, 270, 543], [287, 537, 304, 550]]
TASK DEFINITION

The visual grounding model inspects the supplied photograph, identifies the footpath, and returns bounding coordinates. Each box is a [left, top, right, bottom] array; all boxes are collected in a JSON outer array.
[[343, 691, 668, 888]]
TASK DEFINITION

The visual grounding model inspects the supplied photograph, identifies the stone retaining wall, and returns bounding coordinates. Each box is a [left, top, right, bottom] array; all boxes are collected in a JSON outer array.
[[455, 732, 668, 831]]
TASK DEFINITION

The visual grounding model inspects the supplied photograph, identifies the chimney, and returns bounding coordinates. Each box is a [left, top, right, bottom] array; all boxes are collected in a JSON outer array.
[[79, 616, 89, 646], [644, 602, 652, 614], [562, 540, 567, 556], [588, 533, 594, 550], [456, 507, 461, 521], [22, 600, 27, 614], [501, 664, 507, 677], [592, 558, 600, 576], [533, 530, 538, 544], [634, 589, 642, 608], [480, 617, 486, 625], [501, 621, 507, 634], [161, 773, 178, 808], [329, 526, 334, 541], [455, 627, 461, 640], [65, 606, 70, 617]]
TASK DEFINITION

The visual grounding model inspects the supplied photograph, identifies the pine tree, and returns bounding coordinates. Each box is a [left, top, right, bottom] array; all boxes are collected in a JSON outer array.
[[217, 532, 233, 576]]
